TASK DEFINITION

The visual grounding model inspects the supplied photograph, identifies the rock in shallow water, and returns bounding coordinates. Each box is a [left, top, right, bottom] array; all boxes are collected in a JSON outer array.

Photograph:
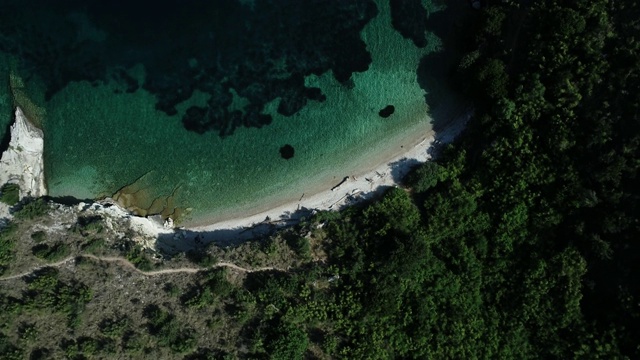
[[279, 144, 295, 160], [378, 105, 395, 118]]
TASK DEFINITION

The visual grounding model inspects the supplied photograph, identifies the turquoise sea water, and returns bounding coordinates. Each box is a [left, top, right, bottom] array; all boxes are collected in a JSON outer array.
[[0, 0, 456, 224]]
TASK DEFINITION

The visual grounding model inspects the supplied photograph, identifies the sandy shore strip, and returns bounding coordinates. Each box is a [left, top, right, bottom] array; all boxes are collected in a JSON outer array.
[[154, 110, 472, 250]]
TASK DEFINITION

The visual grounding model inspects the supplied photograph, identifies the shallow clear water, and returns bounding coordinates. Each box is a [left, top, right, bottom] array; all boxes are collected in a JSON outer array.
[[0, 0, 455, 223]]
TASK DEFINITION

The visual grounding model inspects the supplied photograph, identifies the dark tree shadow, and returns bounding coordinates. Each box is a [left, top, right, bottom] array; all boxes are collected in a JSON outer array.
[[154, 206, 317, 255], [418, 1, 474, 133], [0, 119, 12, 155], [44, 195, 95, 207], [389, 157, 422, 184]]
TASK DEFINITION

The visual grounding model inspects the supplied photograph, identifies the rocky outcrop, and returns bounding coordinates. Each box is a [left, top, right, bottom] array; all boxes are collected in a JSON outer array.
[[0, 107, 47, 199]]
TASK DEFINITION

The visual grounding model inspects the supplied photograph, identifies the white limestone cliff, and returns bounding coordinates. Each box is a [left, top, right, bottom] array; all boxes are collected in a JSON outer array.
[[0, 107, 47, 199]]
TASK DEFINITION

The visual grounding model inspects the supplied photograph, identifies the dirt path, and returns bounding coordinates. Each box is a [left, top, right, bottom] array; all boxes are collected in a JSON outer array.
[[0, 254, 283, 281]]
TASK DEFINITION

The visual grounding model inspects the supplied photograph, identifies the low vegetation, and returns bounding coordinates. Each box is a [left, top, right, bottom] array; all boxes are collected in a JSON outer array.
[[0, 183, 19, 206], [0, 224, 17, 275], [31, 242, 70, 262], [13, 198, 49, 220]]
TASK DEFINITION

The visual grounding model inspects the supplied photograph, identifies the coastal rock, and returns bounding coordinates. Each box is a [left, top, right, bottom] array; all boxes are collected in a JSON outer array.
[[0, 107, 47, 199], [279, 144, 295, 160], [378, 105, 395, 118]]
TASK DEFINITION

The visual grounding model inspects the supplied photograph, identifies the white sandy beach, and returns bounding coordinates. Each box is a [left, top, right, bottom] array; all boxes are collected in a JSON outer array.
[[178, 109, 471, 245]]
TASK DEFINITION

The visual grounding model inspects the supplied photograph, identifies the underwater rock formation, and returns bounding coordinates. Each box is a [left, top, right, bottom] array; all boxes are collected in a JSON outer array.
[[279, 144, 295, 160], [378, 105, 396, 118]]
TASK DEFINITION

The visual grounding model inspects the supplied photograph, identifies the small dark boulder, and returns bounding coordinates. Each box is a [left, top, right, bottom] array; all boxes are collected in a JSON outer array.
[[378, 105, 395, 118], [279, 144, 295, 160]]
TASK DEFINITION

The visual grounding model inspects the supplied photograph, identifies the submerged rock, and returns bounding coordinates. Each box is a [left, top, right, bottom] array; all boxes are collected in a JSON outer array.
[[112, 171, 183, 221], [378, 105, 395, 118], [0, 107, 47, 199], [279, 144, 295, 160]]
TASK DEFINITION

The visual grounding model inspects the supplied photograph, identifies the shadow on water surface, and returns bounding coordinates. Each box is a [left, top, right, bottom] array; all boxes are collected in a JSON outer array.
[[419, 0, 474, 132], [0, 120, 11, 156]]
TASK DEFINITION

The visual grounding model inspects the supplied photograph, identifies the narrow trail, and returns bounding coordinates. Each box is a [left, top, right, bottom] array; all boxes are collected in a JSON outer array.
[[0, 254, 284, 281]]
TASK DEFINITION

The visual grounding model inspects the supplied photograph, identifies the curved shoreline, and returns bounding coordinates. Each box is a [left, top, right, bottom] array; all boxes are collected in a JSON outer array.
[[185, 109, 470, 241]]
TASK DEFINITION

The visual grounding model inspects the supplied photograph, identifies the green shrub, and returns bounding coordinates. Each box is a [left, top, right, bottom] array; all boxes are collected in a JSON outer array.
[[60, 337, 102, 358], [262, 237, 279, 255], [99, 316, 130, 338], [186, 250, 217, 267], [72, 216, 104, 235], [266, 323, 309, 360], [182, 269, 232, 308], [408, 161, 443, 193], [184, 287, 216, 309], [32, 242, 70, 262], [14, 199, 49, 220], [30, 231, 46, 243], [125, 245, 154, 271], [17, 322, 38, 343], [81, 238, 105, 254], [0, 332, 22, 360], [0, 223, 17, 274], [122, 331, 147, 354], [323, 335, 338, 355], [287, 236, 311, 258], [24, 268, 92, 327], [163, 283, 181, 297], [0, 183, 19, 205], [143, 304, 195, 353]]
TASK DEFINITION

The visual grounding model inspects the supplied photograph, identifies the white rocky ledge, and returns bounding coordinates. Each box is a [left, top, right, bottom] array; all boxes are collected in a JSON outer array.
[[0, 107, 47, 199], [0, 107, 46, 220]]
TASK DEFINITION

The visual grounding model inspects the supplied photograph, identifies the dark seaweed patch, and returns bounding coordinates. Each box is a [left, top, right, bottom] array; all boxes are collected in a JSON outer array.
[[0, 0, 378, 137]]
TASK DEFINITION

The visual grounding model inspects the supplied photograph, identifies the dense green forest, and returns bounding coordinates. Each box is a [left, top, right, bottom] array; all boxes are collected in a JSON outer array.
[[0, 0, 639, 358]]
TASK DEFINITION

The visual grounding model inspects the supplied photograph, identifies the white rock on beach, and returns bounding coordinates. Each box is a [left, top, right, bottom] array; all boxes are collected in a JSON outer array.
[[0, 107, 47, 199]]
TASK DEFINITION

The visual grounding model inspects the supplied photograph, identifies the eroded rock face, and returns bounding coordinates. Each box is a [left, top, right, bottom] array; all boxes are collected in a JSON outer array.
[[0, 107, 47, 199]]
